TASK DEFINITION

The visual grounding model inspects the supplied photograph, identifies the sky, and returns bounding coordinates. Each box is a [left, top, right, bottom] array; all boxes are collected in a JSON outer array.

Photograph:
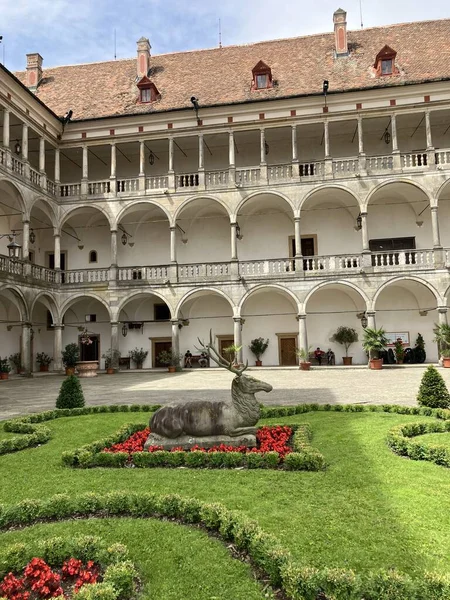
[[0, 0, 449, 72]]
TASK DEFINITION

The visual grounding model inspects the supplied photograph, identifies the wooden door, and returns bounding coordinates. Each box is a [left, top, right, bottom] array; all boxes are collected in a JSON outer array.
[[280, 337, 297, 366], [219, 338, 234, 361], [154, 341, 172, 367]]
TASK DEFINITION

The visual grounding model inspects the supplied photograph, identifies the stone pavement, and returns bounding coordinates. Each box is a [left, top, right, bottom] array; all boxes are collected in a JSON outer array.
[[0, 365, 447, 420]]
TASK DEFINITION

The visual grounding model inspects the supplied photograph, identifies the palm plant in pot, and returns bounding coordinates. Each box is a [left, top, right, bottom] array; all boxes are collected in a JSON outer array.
[[433, 323, 450, 367], [222, 344, 242, 367], [157, 350, 183, 373], [362, 328, 389, 370], [129, 347, 149, 369], [248, 337, 269, 366], [295, 347, 312, 371], [62, 343, 79, 375], [102, 348, 121, 374], [36, 352, 52, 372], [331, 326, 358, 365]]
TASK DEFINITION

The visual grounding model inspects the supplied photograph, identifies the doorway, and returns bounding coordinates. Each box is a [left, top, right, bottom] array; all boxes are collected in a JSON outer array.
[[278, 335, 298, 366], [153, 338, 172, 367], [48, 252, 67, 283], [79, 335, 100, 361], [217, 336, 234, 361]]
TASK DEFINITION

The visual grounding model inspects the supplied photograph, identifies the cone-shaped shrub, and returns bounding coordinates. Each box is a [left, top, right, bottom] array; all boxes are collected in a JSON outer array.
[[56, 374, 85, 409], [417, 365, 450, 408]]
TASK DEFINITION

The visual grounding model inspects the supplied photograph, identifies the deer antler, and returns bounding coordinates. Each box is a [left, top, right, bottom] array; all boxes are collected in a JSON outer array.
[[196, 330, 248, 377]]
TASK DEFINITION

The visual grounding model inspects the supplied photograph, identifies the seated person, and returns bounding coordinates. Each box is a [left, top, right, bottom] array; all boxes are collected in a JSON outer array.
[[198, 351, 208, 368], [326, 348, 335, 365], [184, 350, 193, 368], [314, 347, 325, 366]]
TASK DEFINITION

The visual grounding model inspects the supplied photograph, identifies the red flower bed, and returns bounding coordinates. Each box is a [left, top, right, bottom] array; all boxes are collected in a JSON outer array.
[[103, 425, 292, 458], [0, 557, 99, 600]]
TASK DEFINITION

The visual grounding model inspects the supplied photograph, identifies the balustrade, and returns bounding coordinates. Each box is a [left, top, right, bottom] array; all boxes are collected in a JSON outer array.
[[61, 268, 110, 284], [0, 254, 24, 276], [303, 254, 361, 273], [46, 179, 57, 196], [333, 158, 358, 175], [0, 148, 5, 167], [118, 266, 168, 282], [268, 164, 293, 181], [117, 178, 139, 193], [235, 167, 261, 186], [11, 156, 24, 176], [177, 173, 199, 188], [401, 153, 428, 169], [178, 262, 230, 280], [371, 249, 434, 269], [88, 180, 111, 195], [146, 176, 168, 190], [205, 170, 229, 189], [239, 258, 295, 277], [366, 154, 394, 171], [60, 183, 82, 197], [436, 149, 450, 166], [299, 161, 324, 177], [31, 264, 58, 283], [29, 167, 41, 187]]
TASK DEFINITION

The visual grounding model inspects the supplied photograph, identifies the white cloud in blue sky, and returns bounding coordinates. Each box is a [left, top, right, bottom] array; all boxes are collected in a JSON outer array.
[[1, 0, 449, 71]]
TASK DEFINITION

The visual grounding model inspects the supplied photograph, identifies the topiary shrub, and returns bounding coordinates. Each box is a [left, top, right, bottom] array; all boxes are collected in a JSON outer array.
[[56, 375, 85, 409], [417, 365, 450, 409]]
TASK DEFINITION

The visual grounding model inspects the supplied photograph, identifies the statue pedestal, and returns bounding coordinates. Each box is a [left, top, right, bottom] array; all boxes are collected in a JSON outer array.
[[144, 432, 257, 451]]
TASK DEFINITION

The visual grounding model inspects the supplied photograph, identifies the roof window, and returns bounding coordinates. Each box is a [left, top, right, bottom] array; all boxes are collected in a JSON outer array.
[[137, 76, 161, 103], [251, 61, 273, 90], [374, 45, 398, 77]]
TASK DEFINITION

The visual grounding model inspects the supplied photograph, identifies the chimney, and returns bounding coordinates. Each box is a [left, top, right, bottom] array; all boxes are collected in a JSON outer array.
[[26, 53, 43, 90], [136, 37, 151, 79], [333, 8, 348, 57]]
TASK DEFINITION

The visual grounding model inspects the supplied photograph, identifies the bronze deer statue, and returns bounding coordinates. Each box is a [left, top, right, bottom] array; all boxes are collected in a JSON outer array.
[[146, 332, 272, 449]]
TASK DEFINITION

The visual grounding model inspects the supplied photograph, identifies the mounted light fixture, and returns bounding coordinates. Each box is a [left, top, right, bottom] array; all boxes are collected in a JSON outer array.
[[361, 314, 368, 328], [148, 151, 155, 166], [14, 140, 21, 155], [6, 232, 22, 258], [128, 242, 135, 248], [176, 224, 188, 244], [121, 232, 128, 245], [121, 323, 128, 337], [29, 229, 36, 245], [323, 80, 329, 95], [384, 130, 391, 145], [264, 141, 270, 155], [77, 242, 84, 250], [355, 213, 362, 231], [236, 223, 243, 240]]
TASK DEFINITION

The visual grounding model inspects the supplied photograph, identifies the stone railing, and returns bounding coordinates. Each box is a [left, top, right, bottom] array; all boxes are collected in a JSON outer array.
[[235, 167, 261, 186], [177, 173, 199, 188], [366, 154, 394, 171], [117, 265, 169, 282], [146, 175, 168, 190], [61, 268, 110, 284], [401, 153, 428, 169], [60, 183, 82, 197], [11, 156, 24, 176], [299, 161, 324, 178], [178, 262, 231, 281], [46, 179, 58, 196], [436, 150, 450, 167], [29, 167, 41, 187], [303, 253, 362, 273], [205, 170, 229, 189], [371, 249, 434, 269], [31, 264, 58, 283], [117, 178, 139, 193], [239, 258, 296, 277], [333, 157, 359, 176], [0, 255, 24, 276], [88, 180, 111, 195], [268, 164, 293, 182]]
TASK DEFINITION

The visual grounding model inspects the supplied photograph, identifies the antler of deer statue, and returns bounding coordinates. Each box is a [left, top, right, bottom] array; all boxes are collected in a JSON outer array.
[[145, 331, 273, 450]]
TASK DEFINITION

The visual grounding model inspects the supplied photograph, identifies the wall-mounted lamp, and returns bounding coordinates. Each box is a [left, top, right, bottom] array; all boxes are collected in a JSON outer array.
[[264, 141, 270, 155], [360, 314, 368, 328], [128, 242, 135, 248], [355, 213, 362, 231], [236, 223, 243, 240], [0, 231, 22, 258], [384, 130, 391, 145], [177, 224, 188, 244], [148, 151, 155, 166], [415, 220, 424, 228], [77, 242, 84, 250], [121, 232, 128, 245], [29, 229, 36, 245], [121, 323, 128, 337], [419, 310, 428, 317], [14, 140, 21, 155]]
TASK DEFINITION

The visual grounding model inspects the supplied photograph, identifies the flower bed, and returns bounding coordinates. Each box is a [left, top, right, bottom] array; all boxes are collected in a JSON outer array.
[[0, 536, 137, 600], [387, 419, 450, 468], [62, 423, 326, 471]]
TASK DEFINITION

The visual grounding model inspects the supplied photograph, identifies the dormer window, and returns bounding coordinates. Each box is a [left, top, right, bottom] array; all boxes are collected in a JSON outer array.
[[136, 76, 161, 104], [252, 61, 273, 91], [374, 45, 398, 77]]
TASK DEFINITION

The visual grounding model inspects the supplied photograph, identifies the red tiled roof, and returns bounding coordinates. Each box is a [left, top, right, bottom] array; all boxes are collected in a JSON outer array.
[[14, 19, 450, 121]]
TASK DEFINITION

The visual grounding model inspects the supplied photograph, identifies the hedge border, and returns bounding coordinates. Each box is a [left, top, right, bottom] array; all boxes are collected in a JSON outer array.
[[61, 422, 326, 472], [0, 534, 138, 600], [0, 491, 449, 600], [3, 402, 450, 459], [387, 420, 450, 468]]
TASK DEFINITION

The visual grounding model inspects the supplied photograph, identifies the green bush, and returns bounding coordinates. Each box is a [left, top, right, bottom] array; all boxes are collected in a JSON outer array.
[[76, 583, 118, 600], [103, 562, 137, 599], [56, 375, 85, 409], [417, 365, 450, 408]]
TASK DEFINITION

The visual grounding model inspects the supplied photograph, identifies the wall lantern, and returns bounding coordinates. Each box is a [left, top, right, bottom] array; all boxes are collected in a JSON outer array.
[[384, 130, 391, 145], [14, 140, 21, 155], [121, 232, 128, 245], [356, 213, 362, 231], [361, 314, 368, 328], [148, 151, 155, 165], [264, 141, 270, 155], [121, 323, 128, 337], [29, 229, 36, 244], [235, 223, 243, 240]]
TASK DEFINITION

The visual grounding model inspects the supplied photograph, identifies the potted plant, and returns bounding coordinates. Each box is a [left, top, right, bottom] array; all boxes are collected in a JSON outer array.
[[157, 350, 182, 373], [295, 347, 312, 371], [0, 357, 11, 380], [222, 344, 242, 367], [36, 352, 52, 372], [129, 347, 149, 369], [62, 343, 79, 376], [362, 328, 389, 370], [249, 338, 269, 366], [433, 323, 450, 368], [8, 352, 22, 374], [394, 339, 405, 365], [331, 326, 358, 366], [102, 348, 121, 374]]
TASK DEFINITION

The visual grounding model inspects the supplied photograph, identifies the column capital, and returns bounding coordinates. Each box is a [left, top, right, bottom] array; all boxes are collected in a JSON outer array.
[[296, 314, 307, 321], [438, 307, 448, 314], [233, 316, 245, 324], [294, 215, 301, 223], [110, 228, 118, 233], [22, 218, 30, 225], [53, 231, 61, 238], [431, 205, 438, 212], [111, 321, 119, 326], [22, 321, 32, 329], [366, 310, 376, 317], [170, 225, 176, 232], [53, 324, 64, 331]]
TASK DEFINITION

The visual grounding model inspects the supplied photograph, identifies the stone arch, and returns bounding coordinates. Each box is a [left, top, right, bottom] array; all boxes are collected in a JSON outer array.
[[175, 287, 236, 319], [373, 276, 442, 309], [29, 196, 58, 229], [436, 178, 450, 204], [115, 201, 172, 230], [174, 194, 232, 225], [299, 184, 361, 212], [303, 280, 370, 313], [0, 284, 29, 321], [60, 293, 112, 321], [30, 291, 60, 323], [365, 178, 432, 210], [0, 177, 27, 215], [117, 290, 174, 319], [59, 204, 114, 231], [238, 283, 300, 314], [234, 189, 295, 220]]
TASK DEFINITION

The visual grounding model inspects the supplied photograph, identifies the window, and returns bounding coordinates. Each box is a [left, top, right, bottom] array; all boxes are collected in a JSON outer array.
[[381, 59, 393, 75], [251, 61, 273, 91], [89, 250, 97, 263], [85, 314, 97, 322], [154, 304, 170, 321], [136, 76, 161, 104], [374, 45, 398, 77], [140, 88, 151, 103]]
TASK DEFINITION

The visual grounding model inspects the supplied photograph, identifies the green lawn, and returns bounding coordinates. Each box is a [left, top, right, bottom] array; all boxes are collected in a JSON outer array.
[[1, 410, 450, 598]]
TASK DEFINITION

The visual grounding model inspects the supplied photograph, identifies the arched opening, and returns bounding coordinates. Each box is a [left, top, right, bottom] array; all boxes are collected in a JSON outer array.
[[241, 286, 299, 366], [0, 180, 25, 257], [367, 182, 432, 264], [61, 295, 111, 369], [30, 294, 58, 372], [28, 198, 57, 265], [300, 187, 361, 260], [374, 279, 439, 362], [0, 287, 25, 373], [176, 198, 230, 265], [305, 283, 368, 365], [437, 178, 450, 248], [236, 193, 294, 262], [177, 290, 235, 366], [117, 202, 170, 267], [119, 293, 172, 369]]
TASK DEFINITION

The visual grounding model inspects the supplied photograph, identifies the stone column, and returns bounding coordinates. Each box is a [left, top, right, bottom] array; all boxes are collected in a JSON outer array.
[[168, 137, 175, 189], [438, 307, 448, 326], [291, 125, 298, 162], [231, 222, 238, 260], [171, 319, 180, 357], [54, 148, 60, 183], [53, 325, 63, 372], [110, 229, 118, 266], [324, 120, 330, 158], [361, 211, 369, 252], [198, 133, 205, 188], [22, 123, 28, 161], [39, 137, 46, 173], [431, 206, 442, 248], [21, 322, 31, 375], [391, 113, 401, 170], [259, 128, 266, 165], [54, 233, 61, 270], [366, 311, 376, 329], [3, 108, 10, 148], [294, 217, 301, 257], [170, 226, 177, 263], [357, 115, 366, 171], [228, 131, 235, 183], [425, 111, 433, 151], [110, 143, 116, 179], [233, 317, 243, 364], [110, 321, 120, 370], [298, 315, 308, 355], [81, 145, 88, 195], [139, 140, 146, 191], [22, 220, 30, 261]]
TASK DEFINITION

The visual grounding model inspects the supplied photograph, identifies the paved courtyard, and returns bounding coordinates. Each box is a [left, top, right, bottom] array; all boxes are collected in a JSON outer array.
[[0, 365, 447, 420]]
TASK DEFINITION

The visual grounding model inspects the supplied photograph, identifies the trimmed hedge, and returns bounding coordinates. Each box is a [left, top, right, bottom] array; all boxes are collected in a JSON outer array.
[[0, 534, 138, 600], [387, 420, 450, 468], [0, 491, 449, 600], [61, 422, 326, 472]]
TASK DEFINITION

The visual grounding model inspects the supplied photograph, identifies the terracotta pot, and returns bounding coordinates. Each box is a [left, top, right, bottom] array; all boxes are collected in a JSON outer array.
[[65, 367, 75, 376], [168, 366, 176, 373], [397, 359, 404, 365], [443, 357, 450, 368], [300, 361, 311, 371], [76, 361, 99, 378], [342, 356, 353, 366], [0, 373, 8, 380], [255, 360, 262, 367], [136, 364, 143, 370], [39, 364, 49, 372], [106, 368, 115, 375], [369, 358, 383, 370]]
